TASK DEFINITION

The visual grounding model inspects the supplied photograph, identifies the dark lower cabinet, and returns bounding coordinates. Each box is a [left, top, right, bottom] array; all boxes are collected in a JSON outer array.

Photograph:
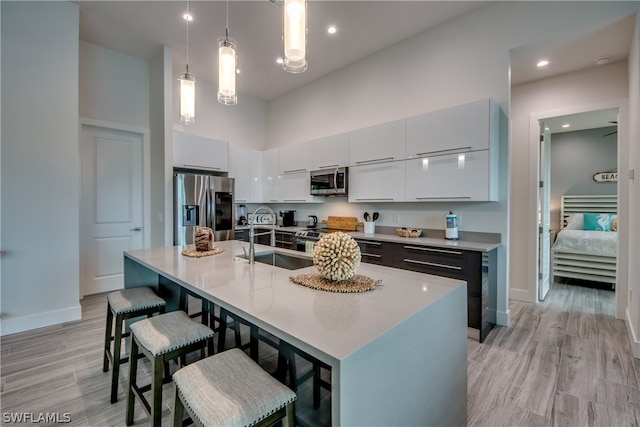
[[235, 228, 249, 242], [275, 230, 296, 251], [354, 238, 395, 267], [393, 243, 496, 342]]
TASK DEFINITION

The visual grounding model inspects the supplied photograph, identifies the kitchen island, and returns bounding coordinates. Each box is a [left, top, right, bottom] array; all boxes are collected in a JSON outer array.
[[124, 240, 468, 426]]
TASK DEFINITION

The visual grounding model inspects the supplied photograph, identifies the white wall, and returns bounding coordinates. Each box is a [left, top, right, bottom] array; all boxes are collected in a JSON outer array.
[[265, 2, 639, 327], [149, 47, 172, 248], [1, 2, 81, 335], [511, 62, 628, 305], [79, 41, 149, 129], [550, 127, 619, 231], [626, 15, 640, 358], [171, 78, 267, 150]]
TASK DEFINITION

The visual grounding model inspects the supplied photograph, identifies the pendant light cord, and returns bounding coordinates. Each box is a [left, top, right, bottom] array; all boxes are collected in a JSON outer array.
[[225, 0, 229, 40], [185, 0, 190, 73]]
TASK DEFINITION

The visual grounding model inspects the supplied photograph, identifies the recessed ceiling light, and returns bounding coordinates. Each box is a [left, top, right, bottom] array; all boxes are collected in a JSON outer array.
[[183, 13, 193, 21], [327, 26, 337, 34], [276, 57, 284, 65], [595, 56, 611, 65], [537, 59, 549, 68], [562, 123, 570, 128]]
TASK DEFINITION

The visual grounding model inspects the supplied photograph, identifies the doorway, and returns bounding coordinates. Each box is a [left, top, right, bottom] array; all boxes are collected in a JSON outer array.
[[79, 123, 145, 297], [535, 108, 619, 302]]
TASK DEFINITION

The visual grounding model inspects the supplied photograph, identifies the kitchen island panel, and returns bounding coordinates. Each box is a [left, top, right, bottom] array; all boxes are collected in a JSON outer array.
[[124, 241, 468, 426], [338, 284, 467, 426]]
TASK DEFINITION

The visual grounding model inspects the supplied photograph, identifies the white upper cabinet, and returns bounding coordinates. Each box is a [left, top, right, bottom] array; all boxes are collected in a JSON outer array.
[[406, 99, 499, 158], [261, 148, 280, 203], [279, 143, 311, 174], [348, 161, 406, 203], [277, 143, 314, 202], [173, 131, 229, 171], [348, 119, 406, 166], [405, 150, 497, 201], [228, 145, 262, 204], [311, 133, 349, 170]]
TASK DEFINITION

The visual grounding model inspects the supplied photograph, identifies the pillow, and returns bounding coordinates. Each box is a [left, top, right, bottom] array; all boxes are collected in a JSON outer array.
[[583, 213, 612, 231], [565, 214, 583, 230], [611, 216, 618, 232]]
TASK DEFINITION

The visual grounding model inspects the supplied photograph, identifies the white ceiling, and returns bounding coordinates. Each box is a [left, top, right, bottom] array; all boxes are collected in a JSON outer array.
[[76, 1, 634, 132], [76, 1, 488, 101]]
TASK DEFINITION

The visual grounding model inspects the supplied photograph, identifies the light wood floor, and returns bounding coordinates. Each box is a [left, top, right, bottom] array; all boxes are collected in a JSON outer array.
[[1, 282, 638, 426]]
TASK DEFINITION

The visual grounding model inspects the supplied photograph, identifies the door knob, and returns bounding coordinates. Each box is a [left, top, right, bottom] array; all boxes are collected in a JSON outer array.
[[130, 227, 142, 232]]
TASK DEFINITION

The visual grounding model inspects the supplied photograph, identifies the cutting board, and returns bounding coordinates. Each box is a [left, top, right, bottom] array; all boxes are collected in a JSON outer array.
[[321, 216, 364, 231]]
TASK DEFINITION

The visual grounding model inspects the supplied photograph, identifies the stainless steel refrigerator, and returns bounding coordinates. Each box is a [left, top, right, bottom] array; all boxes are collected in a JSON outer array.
[[174, 171, 235, 245]]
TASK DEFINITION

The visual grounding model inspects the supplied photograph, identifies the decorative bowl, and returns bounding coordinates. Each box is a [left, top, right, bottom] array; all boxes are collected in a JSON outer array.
[[396, 228, 422, 238]]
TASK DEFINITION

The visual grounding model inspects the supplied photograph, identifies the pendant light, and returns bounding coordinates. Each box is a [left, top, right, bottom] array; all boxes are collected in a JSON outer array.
[[218, 1, 237, 105], [283, 0, 307, 73], [179, 2, 195, 124]]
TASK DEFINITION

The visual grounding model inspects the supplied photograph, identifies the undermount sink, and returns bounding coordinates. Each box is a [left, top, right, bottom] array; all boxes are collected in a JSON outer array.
[[242, 251, 315, 270]]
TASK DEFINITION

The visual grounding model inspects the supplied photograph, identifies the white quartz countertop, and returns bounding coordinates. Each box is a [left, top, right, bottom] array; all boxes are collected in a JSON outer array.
[[124, 240, 466, 365], [347, 231, 500, 252], [236, 225, 499, 252]]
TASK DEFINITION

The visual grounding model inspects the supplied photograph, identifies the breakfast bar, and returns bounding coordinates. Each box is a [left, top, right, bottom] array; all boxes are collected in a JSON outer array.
[[124, 240, 468, 426]]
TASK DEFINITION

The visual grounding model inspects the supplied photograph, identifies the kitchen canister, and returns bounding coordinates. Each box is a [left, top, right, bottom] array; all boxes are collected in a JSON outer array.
[[445, 211, 459, 240], [364, 221, 375, 234]]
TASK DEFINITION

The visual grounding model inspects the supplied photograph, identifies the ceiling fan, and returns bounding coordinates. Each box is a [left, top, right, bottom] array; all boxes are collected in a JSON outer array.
[[602, 121, 617, 137]]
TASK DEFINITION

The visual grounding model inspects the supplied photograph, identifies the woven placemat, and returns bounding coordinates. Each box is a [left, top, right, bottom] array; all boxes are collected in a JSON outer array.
[[181, 247, 224, 258], [289, 273, 381, 293]]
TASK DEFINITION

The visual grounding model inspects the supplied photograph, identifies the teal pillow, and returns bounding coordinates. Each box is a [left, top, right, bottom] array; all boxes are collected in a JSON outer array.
[[583, 213, 612, 231]]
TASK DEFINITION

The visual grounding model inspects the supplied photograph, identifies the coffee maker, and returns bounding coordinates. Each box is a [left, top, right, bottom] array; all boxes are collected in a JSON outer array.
[[279, 210, 296, 227]]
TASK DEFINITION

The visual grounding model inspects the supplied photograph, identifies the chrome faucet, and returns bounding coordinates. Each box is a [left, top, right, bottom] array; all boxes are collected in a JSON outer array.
[[247, 205, 277, 264]]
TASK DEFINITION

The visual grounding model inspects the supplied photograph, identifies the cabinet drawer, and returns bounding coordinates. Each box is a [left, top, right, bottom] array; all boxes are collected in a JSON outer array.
[[275, 231, 296, 250], [395, 245, 482, 296], [354, 239, 394, 267]]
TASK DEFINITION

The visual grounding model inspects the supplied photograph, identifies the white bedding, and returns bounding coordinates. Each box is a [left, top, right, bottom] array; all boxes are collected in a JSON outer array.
[[552, 229, 617, 257]]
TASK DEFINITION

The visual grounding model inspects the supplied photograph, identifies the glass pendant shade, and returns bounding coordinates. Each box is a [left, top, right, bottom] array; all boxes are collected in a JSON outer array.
[[218, 38, 237, 105], [179, 71, 196, 124], [283, 0, 307, 73]]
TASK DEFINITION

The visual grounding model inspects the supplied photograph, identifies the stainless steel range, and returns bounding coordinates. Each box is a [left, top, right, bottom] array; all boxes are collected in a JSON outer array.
[[294, 229, 327, 252]]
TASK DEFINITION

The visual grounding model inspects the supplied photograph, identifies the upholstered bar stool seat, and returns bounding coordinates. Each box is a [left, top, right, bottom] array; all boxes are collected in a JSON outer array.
[[172, 348, 297, 427], [103, 286, 166, 403], [126, 311, 215, 427]]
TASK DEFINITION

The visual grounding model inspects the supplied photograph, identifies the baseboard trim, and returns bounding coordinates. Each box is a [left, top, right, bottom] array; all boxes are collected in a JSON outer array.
[[509, 288, 534, 303], [0, 305, 82, 336], [625, 308, 640, 359]]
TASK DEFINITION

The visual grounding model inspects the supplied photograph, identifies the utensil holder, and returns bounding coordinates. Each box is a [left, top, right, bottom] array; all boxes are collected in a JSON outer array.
[[364, 221, 375, 234]]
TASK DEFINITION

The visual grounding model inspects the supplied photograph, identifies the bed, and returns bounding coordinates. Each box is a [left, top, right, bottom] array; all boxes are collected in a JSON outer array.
[[552, 194, 617, 286]]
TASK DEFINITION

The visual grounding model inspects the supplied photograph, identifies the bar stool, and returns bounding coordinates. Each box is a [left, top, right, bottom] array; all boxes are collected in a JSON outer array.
[[103, 287, 166, 403], [179, 287, 211, 327], [217, 307, 260, 360], [126, 311, 215, 427], [172, 348, 297, 427], [278, 341, 331, 409]]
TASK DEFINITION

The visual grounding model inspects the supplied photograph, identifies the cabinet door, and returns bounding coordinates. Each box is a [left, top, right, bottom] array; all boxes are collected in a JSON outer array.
[[311, 133, 349, 170], [279, 171, 313, 202], [279, 143, 311, 174], [406, 99, 497, 158], [229, 145, 262, 203], [348, 119, 406, 166], [348, 161, 405, 202], [405, 150, 495, 201], [173, 131, 229, 171], [261, 148, 280, 203]]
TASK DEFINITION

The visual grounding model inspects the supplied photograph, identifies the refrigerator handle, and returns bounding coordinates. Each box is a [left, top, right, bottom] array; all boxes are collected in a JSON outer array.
[[207, 185, 214, 231]]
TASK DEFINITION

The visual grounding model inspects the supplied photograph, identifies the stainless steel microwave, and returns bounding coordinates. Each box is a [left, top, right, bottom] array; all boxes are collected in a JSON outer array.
[[310, 167, 348, 196]]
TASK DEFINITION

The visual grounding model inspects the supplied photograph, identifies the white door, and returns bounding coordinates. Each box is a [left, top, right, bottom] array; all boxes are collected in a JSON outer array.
[[538, 123, 551, 300], [80, 125, 143, 296]]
